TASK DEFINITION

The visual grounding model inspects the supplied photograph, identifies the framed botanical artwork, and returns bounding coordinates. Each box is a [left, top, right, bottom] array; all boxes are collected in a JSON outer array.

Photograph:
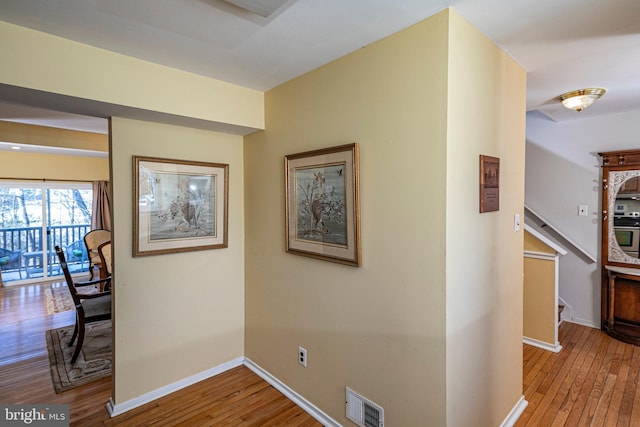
[[479, 154, 500, 213], [285, 143, 361, 267], [133, 156, 228, 256]]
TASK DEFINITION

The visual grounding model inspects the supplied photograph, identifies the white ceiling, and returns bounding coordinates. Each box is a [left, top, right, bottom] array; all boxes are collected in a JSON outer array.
[[0, 101, 109, 134], [0, 0, 639, 132]]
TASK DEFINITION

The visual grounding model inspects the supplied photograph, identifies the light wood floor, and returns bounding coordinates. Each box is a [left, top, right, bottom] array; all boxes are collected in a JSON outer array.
[[0, 281, 321, 426], [517, 321, 640, 426], [5, 281, 640, 426]]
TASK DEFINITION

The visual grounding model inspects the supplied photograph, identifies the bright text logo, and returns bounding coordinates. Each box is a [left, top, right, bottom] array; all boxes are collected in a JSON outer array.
[[1, 405, 69, 426]]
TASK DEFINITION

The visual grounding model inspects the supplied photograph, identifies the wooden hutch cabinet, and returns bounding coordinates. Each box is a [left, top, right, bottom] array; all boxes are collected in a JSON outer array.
[[600, 149, 640, 345]]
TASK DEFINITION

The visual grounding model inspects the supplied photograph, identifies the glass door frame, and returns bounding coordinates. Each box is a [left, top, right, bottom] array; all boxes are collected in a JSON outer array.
[[0, 180, 93, 285]]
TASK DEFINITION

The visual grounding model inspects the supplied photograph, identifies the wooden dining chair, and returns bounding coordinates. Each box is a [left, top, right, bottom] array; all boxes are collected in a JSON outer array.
[[83, 229, 111, 279], [55, 245, 111, 364], [97, 241, 112, 291]]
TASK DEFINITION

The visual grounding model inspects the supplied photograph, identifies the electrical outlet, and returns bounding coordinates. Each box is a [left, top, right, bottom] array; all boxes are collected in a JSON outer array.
[[298, 346, 307, 367], [578, 205, 588, 216]]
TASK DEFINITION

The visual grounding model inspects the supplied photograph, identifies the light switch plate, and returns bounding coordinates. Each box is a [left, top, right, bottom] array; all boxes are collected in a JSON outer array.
[[514, 213, 520, 232]]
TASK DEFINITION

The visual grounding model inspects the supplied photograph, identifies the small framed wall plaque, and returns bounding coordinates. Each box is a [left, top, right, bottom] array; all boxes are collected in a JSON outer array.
[[479, 155, 499, 213]]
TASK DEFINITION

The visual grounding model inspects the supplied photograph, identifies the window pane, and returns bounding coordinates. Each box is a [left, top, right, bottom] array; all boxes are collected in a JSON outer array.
[[0, 187, 43, 282], [0, 187, 43, 229], [0, 182, 93, 283], [47, 188, 92, 226], [47, 187, 92, 276]]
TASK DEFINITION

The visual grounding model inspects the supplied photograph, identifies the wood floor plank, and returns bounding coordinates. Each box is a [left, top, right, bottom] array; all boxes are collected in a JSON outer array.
[[549, 328, 604, 427], [0, 281, 321, 426], [524, 321, 583, 397], [8, 282, 640, 427], [628, 351, 640, 425], [602, 343, 632, 426], [524, 348, 552, 390], [618, 345, 640, 427], [563, 330, 612, 427], [577, 335, 620, 426], [590, 372, 617, 427], [525, 324, 593, 426], [518, 321, 640, 427], [544, 327, 600, 427]]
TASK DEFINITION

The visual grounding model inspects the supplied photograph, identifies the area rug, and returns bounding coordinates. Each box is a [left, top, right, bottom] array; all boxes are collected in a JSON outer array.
[[44, 286, 75, 315], [45, 320, 112, 393]]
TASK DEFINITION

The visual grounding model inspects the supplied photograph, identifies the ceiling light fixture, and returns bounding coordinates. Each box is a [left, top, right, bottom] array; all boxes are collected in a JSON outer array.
[[558, 88, 606, 112], [222, 0, 291, 18]]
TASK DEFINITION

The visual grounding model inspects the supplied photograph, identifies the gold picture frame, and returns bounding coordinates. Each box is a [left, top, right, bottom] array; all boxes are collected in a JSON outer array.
[[133, 156, 228, 256], [479, 155, 500, 213], [285, 143, 361, 267]]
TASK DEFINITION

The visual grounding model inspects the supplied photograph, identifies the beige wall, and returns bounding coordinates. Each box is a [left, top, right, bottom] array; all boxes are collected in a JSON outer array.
[[523, 257, 556, 344], [1, 8, 528, 425], [110, 117, 245, 403], [0, 122, 108, 181], [0, 151, 108, 181], [523, 231, 558, 345], [1, 18, 253, 410], [245, 8, 526, 426], [445, 11, 527, 426], [0, 121, 108, 152], [524, 230, 555, 254], [0, 21, 264, 131]]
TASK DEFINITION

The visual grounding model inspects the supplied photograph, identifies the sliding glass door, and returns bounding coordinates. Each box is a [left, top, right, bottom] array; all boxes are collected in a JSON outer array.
[[0, 181, 92, 284]]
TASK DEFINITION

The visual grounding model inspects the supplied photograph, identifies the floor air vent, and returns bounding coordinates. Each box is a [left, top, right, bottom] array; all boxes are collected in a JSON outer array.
[[346, 387, 384, 427]]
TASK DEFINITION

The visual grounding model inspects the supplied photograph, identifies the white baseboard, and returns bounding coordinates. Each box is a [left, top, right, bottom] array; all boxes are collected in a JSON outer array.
[[568, 317, 599, 329], [105, 356, 532, 426], [500, 395, 528, 427], [556, 297, 599, 329], [106, 357, 244, 417], [244, 358, 341, 427], [523, 336, 562, 353]]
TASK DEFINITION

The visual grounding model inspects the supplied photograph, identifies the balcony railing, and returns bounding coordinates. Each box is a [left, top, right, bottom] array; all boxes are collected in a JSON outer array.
[[0, 224, 91, 282]]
